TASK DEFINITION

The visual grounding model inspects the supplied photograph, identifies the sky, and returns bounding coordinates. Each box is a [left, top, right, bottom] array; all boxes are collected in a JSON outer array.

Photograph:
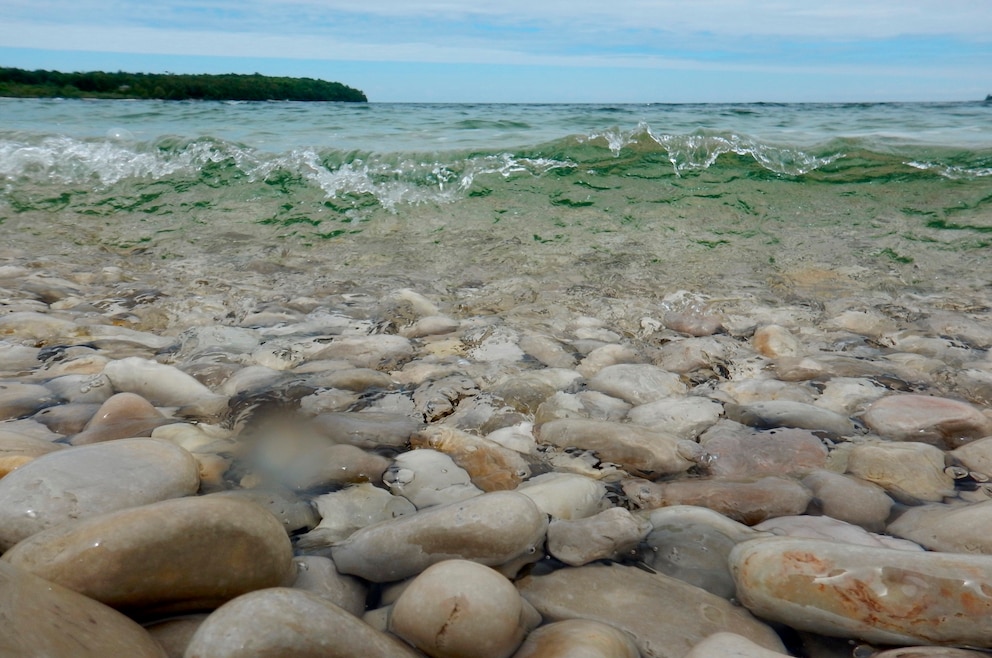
[[1, 1, 990, 103]]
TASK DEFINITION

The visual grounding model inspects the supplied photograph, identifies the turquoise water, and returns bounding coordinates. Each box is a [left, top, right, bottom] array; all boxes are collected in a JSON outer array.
[[1, 98, 991, 311]]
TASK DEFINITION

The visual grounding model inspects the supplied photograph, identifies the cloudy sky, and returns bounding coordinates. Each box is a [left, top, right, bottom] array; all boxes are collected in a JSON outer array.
[[1, 0, 989, 102]]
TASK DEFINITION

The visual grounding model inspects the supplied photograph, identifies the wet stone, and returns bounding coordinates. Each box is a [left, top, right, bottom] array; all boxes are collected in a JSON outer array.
[[2, 495, 295, 616], [390, 559, 535, 658], [0, 560, 167, 658], [0, 437, 200, 550], [587, 363, 687, 406], [862, 393, 992, 449], [297, 481, 416, 548], [312, 411, 422, 449], [845, 441, 955, 504], [411, 424, 531, 491], [625, 475, 813, 525], [537, 418, 695, 476], [887, 500, 992, 554], [330, 491, 548, 583], [700, 423, 829, 479], [518, 563, 786, 658], [184, 587, 421, 658], [547, 507, 651, 566], [640, 505, 761, 599], [724, 400, 858, 439], [801, 469, 893, 531], [69, 391, 174, 445], [289, 555, 367, 617], [731, 536, 992, 647], [512, 619, 640, 658]]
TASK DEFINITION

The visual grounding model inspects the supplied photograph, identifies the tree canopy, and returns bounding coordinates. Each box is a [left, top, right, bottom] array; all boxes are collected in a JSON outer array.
[[0, 68, 367, 102]]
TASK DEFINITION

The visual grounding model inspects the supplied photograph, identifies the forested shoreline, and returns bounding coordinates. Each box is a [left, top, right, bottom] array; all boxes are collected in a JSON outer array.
[[0, 67, 367, 101]]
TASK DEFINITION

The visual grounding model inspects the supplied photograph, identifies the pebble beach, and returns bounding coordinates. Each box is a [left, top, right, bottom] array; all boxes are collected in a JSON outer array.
[[2, 99, 992, 657]]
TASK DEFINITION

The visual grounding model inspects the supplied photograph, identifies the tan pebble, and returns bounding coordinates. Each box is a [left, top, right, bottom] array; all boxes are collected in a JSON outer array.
[[664, 307, 723, 336], [731, 536, 992, 647], [0, 561, 167, 657], [2, 495, 295, 616], [70, 391, 173, 445], [752, 324, 801, 358], [512, 619, 639, 658], [845, 441, 954, 504], [391, 559, 533, 658], [412, 425, 531, 491], [626, 476, 812, 525], [863, 393, 992, 448]]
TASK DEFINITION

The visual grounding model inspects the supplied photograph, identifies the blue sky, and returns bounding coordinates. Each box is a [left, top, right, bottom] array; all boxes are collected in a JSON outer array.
[[1, 0, 989, 102]]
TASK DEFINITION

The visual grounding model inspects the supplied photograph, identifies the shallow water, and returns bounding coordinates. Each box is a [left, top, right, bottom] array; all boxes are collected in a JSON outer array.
[[2, 98, 991, 326]]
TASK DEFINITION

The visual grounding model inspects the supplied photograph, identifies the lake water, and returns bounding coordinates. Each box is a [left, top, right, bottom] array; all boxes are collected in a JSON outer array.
[[2, 98, 991, 318]]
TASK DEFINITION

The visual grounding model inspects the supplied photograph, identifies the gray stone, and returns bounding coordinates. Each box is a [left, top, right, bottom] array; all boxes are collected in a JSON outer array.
[[312, 411, 423, 449], [290, 556, 366, 617], [887, 500, 992, 554], [184, 587, 420, 658], [517, 563, 786, 658], [587, 363, 687, 406], [801, 469, 894, 531], [331, 491, 548, 582], [537, 418, 695, 476], [641, 505, 761, 599], [0, 437, 200, 550], [547, 507, 651, 566], [724, 400, 858, 439]]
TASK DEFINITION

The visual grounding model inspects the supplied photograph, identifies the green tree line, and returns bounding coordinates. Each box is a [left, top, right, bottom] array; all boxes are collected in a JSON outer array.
[[0, 67, 367, 102]]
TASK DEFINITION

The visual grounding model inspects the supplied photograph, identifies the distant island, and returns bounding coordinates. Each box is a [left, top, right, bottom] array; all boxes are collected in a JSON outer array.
[[0, 67, 367, 102]]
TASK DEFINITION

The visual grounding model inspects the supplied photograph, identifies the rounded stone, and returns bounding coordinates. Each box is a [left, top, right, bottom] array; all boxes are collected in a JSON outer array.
[[331, 491, 548, 582], [2, 495, 295, 616], [512, 619, 639, 658], [0, 560, 167, 658], [518, 563, 786, 658], [69, 391, 172, 445], [185, 587, 421, 658], [290, 556, 367, 617], [0, 437, 200, 550], [863, 394, 992, 448], [845, 441, 954, 504], [801, 469, 893, 531], [730, 536, 992, 646], [684, 631, 792, 657], [390, 559, 528, 658]]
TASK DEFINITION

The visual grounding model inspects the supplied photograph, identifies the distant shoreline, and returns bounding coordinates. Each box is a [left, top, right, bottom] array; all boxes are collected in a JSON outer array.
[[0, 67, 367, 102]]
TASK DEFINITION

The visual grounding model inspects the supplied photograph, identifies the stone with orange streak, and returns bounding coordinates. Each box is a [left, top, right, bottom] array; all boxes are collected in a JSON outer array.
[[730, 536, 992, 647], [411, 425, 531, 491]]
